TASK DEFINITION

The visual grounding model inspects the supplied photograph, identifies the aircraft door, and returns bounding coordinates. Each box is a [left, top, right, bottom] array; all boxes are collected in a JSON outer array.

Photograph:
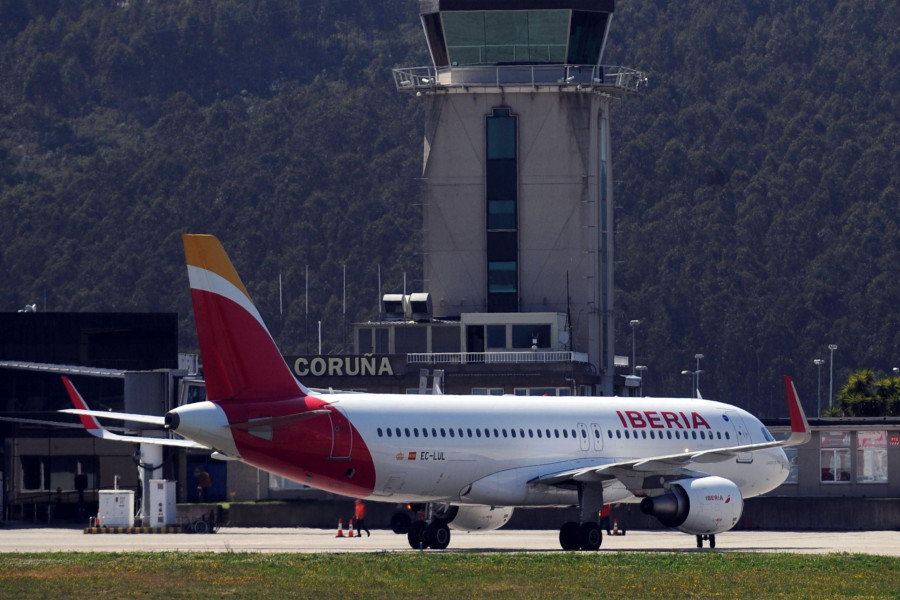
[[577, 423, 590, 452], [327, 406, 353, 460], [726, 411, 753, 463]]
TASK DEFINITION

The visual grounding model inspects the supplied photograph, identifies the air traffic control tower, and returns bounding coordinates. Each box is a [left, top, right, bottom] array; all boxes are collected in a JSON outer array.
[[394, 0, 644, 394]]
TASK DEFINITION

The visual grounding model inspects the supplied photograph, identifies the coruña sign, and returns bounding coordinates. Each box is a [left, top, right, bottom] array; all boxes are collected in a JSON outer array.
[[288, 355, 401, 378]]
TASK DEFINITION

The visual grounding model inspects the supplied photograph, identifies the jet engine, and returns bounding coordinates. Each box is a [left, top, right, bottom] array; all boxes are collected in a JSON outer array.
[[639, 476, 743, 535], [446, 505, 514, 532]]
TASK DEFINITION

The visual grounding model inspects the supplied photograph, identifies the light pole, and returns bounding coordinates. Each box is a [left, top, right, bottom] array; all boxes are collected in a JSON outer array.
[[681, 366, 703, 399], [828, 344, 837, 412], [814, 359, 824, 417], [629, 320, 640, 375], [635, 365, 647, 396], [694, 354, 704, 398]]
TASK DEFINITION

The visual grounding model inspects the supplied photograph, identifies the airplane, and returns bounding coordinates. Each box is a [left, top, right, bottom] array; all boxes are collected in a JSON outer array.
[[64, 233, 811, 550]]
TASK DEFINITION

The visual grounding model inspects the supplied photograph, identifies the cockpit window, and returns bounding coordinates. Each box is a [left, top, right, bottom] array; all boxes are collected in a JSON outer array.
[[761, 427, 775, 442]]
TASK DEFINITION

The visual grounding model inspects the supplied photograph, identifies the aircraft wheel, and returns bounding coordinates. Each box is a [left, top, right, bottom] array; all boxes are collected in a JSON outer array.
[[391, 511, 412, 534], [407, 521, 427, 549], [696, 535, 703, 548], [579, 522, 602, 551], [424, 522, 451, 550], [709, 535, 716, 548], [559, 521, 581, 551]]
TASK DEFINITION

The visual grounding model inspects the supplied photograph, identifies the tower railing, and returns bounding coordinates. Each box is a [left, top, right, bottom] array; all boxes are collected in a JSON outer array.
[[394, 64, 646, 94], [407, 351, 590, 365]]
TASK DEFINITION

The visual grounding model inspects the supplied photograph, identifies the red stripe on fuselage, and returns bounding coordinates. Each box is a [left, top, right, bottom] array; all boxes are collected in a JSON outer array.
[[215, 396, 377, 497]]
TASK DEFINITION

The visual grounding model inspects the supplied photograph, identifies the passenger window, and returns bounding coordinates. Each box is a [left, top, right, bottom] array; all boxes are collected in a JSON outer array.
[[667, 431, 672, 439], [607, 430, 613, 439], [691, 431, 697, 440], [616, 430, 621, 439], [449, 429, 455, 438], [386, 428, 392, 437], [511, 429, 517, 438], [440, 428, 446, 437], [563, 429, 568, 439], [529, 429, 534, 438], [423, 428, 428, 438], [494, 429, 500, 438], [624, 430, 630, 439], [414, 428, 419, 437], [502, 429, 508, 438], [555, 429, 560, 438], [520, 429, 525, 438], [467, 428, 473, 438], [484, 429, 490, 438], [377, 428, 383, 437], [459, 428, 464, 437], [396, 428, 402, 437]]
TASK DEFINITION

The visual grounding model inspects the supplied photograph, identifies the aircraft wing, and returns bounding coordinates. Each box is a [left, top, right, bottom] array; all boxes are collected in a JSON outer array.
[[533, 375, 811, 487], [60, 376, 208, 449]]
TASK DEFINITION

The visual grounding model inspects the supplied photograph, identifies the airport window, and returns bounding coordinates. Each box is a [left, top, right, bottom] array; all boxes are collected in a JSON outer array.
[[473, 388, 504, 395], [783, 447, 799, 484], [821, 431, 851, 483], [21, 456, 96, 492], [486, 325, 506, 349], [857, 431, 888, 483], [442, 10, 569, 65], [512, 325, 552, 350]]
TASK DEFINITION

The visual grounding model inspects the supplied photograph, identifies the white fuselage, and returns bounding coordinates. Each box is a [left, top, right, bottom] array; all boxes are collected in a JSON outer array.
[[330, 394, 792, 507]]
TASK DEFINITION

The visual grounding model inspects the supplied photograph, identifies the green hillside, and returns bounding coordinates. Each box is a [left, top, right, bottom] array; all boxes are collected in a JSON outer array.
[[0, 0, 897, 415]]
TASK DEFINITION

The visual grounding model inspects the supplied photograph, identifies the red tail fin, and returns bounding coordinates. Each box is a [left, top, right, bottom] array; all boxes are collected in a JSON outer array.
[[183, 234, 304, 402]]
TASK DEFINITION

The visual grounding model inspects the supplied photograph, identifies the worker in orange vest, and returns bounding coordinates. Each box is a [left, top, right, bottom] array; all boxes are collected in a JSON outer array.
[[354, 499, 370, 537]]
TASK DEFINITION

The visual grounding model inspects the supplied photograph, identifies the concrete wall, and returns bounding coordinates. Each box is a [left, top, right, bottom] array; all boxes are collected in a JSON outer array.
[[421, 90, 612, 380]]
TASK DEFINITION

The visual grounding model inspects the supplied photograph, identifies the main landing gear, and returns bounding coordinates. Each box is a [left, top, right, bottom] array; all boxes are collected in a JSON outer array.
[[392, 504, 454, 550], [696, 534, 716, 548], [559, 521, 603, 551]]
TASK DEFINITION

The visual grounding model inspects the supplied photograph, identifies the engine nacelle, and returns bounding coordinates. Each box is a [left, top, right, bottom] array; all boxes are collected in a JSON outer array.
[[447, 506, 514, 532], [640, 476, 743, 535]]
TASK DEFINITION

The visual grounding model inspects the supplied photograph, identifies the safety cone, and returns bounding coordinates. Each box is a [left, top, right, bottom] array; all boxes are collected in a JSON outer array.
[[348, 519, 355, 538], [612, 519, 619, 536], [336, 518, 344, 537]]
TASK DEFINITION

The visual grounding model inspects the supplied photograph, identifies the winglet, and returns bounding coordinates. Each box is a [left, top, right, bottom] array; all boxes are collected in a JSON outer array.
[[183, 234, 307, 402], [62, 376, 105, 436], [782, 376, 811, 446]]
